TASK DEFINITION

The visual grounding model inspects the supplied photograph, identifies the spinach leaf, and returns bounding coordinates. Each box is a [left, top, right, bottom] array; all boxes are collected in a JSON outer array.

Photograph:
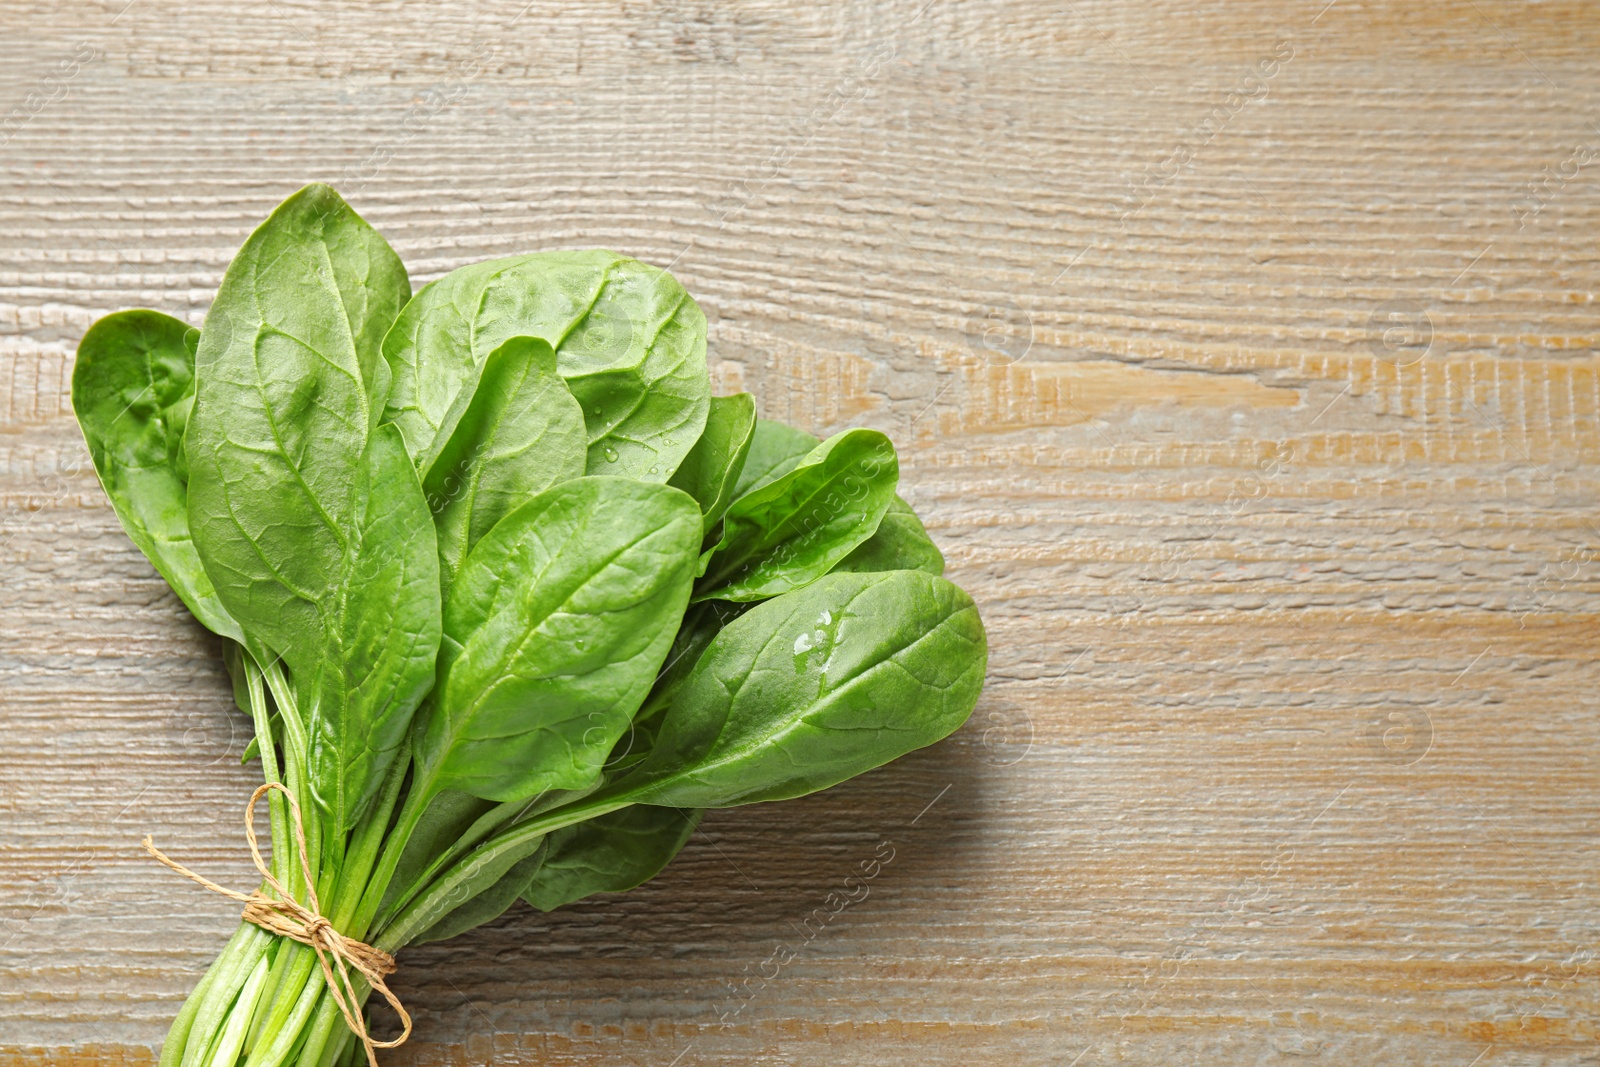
[[832, 495, 945, 576], [668, 392, 756, 535], [694, 429, 898, 603], [72, 310, 243, 642], [381, 251, 709, 481], [617, 569, 986, 808], [522, 805, 699, 912], [185, 183, 438, 836], [730, 418, 818, 498], [420, 335, 587, 592], [414, 477, 702, 803], [315, 426, 445, 837]]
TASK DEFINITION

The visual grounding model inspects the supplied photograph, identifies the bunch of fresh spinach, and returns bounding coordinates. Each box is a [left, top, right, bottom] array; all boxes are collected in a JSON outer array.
[[72, 184, 986, 1067]]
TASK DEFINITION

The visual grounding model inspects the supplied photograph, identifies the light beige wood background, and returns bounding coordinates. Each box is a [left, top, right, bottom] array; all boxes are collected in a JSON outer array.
[[1, 0, 1597, 1063]]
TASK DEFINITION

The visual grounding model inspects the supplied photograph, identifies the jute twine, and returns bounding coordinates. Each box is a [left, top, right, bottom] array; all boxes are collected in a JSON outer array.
[[142, 782, 411, 1067]]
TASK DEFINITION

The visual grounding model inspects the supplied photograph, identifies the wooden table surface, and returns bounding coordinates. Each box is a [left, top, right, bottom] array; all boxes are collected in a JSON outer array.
[[2, 1, 1597, 1064]]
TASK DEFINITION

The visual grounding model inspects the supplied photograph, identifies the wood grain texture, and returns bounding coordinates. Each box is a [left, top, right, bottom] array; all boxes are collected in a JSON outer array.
[[1, 0, 1597, 1063]]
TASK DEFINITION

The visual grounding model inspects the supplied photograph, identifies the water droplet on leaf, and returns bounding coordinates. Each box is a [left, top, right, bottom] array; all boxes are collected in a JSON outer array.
[[604, 447, 619, 463]]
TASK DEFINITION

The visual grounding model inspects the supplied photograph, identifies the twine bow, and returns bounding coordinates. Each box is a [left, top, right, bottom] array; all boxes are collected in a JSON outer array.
[[143, 782, 411, 1067]]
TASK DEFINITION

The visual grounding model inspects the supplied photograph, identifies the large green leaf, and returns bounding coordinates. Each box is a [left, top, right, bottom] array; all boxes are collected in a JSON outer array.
[[832, 495, 945, 576], [522, 805, 699, 912], [415, 477, 702, 803], [381, 251, 709, 481], [668, 392, 756, 536], [615, 570, 986, 809], [72, 310, 243, 642], [695, 429, 899, 602], [420, 335, 587, 592], [185, 183, 438, 835]]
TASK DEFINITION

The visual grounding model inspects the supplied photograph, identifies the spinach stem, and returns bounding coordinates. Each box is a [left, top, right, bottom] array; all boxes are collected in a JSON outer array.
[[204, 954, 271, 1067], [345, 756, 439, 939], [180, 925, 272, 1067], [159, 922, 249, 1067], [240, 653, 289, 886], [364, 793, 531, 933], [241, 941, 284, 1058], [294, 985, 361, 1067], [259, 661, 318, 900], [373, 791, 635, 952], [240, 952, 324, 1067], [330, 739, 411, 932]]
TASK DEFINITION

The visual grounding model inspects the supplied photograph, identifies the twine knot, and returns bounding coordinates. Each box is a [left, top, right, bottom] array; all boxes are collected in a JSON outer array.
[[143, 782, 411, 1067], [305, 916, 336, 947]]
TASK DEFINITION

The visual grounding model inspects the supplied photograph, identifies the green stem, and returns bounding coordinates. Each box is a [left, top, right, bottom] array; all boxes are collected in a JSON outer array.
[[366, 793, 534, 933], [241, 941, 285, 1059], [203, 954, 271, 1067], [240, 951, 325, 1067], [180, 925, 273, 1067], [240, 653, 290, 886], [260, 658, 319, 896], [295, 985, 366, 1067], [375, 791, 634, 952], [240, 941, 313, 1067], [160, 923, 252, 1067], [327, 740, 411, 933], [345, 761, 442, 940]]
